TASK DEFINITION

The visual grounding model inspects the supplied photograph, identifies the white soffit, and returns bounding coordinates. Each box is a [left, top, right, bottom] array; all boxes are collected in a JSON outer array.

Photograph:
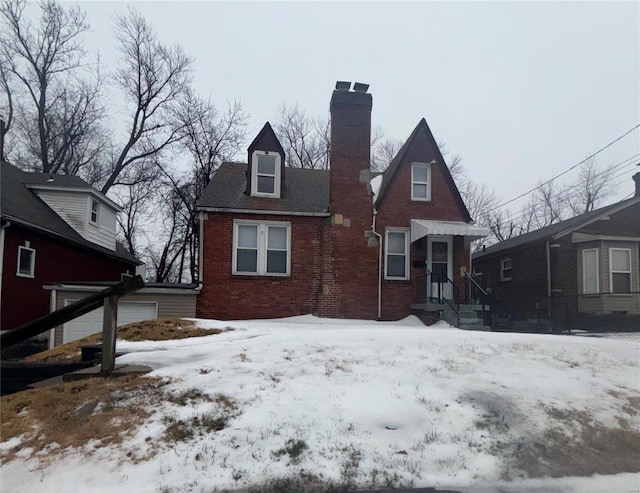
[[410, 219, 489, 242]]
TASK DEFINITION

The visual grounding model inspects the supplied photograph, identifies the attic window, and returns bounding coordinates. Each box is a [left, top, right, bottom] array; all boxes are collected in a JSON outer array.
[[251, 151, 281, 198], [411, 163, 431, 201], [90, 199, 99, 225]]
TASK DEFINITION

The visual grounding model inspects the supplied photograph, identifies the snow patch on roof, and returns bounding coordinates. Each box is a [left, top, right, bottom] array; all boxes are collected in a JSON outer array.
[[370, 174, 383, 203]]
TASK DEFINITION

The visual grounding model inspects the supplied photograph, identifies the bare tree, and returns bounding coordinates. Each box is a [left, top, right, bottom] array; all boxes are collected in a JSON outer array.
[[101, 7, 193, 193], [274, 103, 329, 169], [0, 0, 106, 176], [371, 135, 401, 172], [565, 158, 614, 214]]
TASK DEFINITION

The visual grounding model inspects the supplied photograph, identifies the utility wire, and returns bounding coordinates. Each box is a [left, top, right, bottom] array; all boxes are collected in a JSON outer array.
[[483, 155, 639, 226], [487, 124, 640, 213], [495, 160, 638, 226]]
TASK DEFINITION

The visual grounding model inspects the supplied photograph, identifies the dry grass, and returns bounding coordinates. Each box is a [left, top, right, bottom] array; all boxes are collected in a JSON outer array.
[[0, 376, 167, 464], [511, 408, 640, 479], [25, 318, 224, 363]]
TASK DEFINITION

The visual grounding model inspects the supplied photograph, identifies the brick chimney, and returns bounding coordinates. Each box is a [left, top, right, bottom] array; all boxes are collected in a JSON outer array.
[[329, 81, 373, 216], [634, 172, 640, 197], [318, 82, 378, 320]]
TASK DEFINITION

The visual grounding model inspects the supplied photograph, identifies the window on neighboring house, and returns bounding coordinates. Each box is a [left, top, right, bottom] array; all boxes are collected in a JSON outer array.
[[582, 249, 599, 294], [411, 163, 431, 201], [17, 244, 36, 278], [233, 220, 290, 276], [385, 229, 409, 280], [251, 151, 281, 197], [90, 199, 99, 224], [500, 257, 512, 281], [610, 248, 631, 293]]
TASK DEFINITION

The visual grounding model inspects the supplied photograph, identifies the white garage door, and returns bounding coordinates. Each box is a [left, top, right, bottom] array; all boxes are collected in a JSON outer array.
[[62, 300, 158, 343]]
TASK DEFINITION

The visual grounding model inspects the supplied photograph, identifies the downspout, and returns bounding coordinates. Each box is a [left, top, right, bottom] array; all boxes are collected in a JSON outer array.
[[0, 221, 10, 323], [197, 211, 205, 289], [372, 208, 383, 320], [546, 240, 552, 323], [48, 288, 57, 350]]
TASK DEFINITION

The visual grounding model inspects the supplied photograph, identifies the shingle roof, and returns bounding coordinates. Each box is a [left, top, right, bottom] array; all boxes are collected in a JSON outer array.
[[1, 162, 139, 265], [197, 162, 330, 215], [474, 196, 640, 258]]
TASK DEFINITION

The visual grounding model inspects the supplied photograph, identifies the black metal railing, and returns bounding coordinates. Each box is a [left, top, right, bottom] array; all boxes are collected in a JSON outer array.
[[464, 271, 492, 327]]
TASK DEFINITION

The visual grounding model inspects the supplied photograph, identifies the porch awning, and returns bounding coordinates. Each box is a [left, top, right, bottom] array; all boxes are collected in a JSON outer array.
[[410, 219, 489, 242]]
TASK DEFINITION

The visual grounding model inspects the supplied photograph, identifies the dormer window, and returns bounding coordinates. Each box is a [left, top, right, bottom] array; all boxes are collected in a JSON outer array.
[[251, 151, 281, 198], [90, 199, 99, 225], [411, 163, 431, 201]]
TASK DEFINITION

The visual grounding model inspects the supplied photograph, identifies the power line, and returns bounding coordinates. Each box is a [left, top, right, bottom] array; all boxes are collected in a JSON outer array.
[[488, 124, 640, 213], [483, 155, 639, 226]]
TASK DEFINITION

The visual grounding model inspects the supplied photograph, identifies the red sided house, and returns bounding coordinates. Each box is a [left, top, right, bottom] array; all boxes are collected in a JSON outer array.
[[1, 161, 140, 331], [472, 174, 640, 332], [197, 82, 488, 322]]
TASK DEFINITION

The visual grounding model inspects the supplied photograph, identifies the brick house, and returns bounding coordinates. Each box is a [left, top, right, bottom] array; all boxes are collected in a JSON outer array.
[[1, 161, 140, 331], [472, 174, 640, 331], [196, 82, 488, 321]]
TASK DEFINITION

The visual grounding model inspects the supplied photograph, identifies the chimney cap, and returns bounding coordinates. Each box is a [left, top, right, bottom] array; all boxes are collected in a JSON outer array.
[[335, 81, 351, 91], [353, 82, 369, 93]]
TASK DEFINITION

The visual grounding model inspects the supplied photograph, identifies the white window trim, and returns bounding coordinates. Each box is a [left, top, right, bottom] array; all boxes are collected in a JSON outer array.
[[500, 257, 512, 282], [17, 245, 36, 278], [384, 228, 410, 280], [232, 219, 291, 276], [411, 163, 431, 202], [581, 248, 599, 295], [609, 248, 632, 294], [251, 150, 282, 198], [89, 198, 99, 226]]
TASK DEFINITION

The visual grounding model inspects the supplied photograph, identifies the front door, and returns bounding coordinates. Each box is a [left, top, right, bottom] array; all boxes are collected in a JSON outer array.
[[427, 236, 453, 300]]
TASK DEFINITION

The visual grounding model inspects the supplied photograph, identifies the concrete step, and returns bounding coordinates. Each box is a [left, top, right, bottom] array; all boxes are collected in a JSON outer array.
[[459, 318, 484, 327], [459, 325, 492, 331]]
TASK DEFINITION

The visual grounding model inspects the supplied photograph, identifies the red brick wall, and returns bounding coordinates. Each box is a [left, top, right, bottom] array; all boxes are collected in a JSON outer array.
[[197, 213, 324, 320], [375, 128, 471, 319], [1, 226, 134, 330], [317, 88, 379, 319]]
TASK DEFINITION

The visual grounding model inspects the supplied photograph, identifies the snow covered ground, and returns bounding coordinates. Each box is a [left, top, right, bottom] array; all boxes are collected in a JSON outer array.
[[2, 316, 639, 493]]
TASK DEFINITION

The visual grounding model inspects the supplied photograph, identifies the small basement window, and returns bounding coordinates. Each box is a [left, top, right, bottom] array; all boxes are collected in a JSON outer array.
[[500, 257, 512, 281], [17, 244, 36, 278]]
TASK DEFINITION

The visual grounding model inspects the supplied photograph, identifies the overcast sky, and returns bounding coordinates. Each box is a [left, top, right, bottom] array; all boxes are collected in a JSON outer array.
[[69, 1, 639, 211]]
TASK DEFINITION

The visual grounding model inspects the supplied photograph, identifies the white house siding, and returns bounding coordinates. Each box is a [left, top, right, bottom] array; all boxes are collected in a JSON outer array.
[[83, 196, 117, 251], [51, 288, 198, 346], [34, 190, 117, 251]]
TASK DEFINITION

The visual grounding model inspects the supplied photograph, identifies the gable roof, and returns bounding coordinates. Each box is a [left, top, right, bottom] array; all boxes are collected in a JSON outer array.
[[247, 122, 286, 161], [197, 162, 330, 215], [1, 162, 139, 265], [474, 195, 640, 258], [375, 118, 472, 222]]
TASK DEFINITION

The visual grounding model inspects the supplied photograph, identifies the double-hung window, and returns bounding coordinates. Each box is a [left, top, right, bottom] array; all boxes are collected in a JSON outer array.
[[90, 199, 99, 225], [500, 257, 512, 281], [385, 229, 409, 280], [411, 163, 431, 201], [17, 243, 36, 278], [251, 151, 281, 197], [582, 249, 599, 294], [609, 248, 631, 293], [233, 220, 290, 276]]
